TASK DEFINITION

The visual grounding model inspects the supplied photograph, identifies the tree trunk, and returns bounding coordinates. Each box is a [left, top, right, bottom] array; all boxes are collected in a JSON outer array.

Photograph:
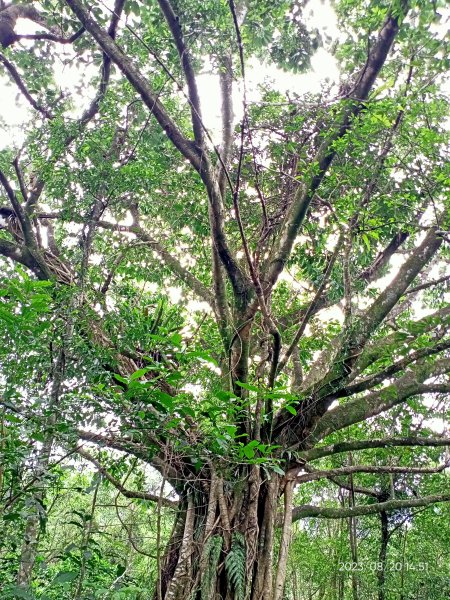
[[16, 435, 53, 587], [17, 342, 65, 587], [347, 455, 359, 600], [155, 469, 288, 600], [377, 511, 389, 600]]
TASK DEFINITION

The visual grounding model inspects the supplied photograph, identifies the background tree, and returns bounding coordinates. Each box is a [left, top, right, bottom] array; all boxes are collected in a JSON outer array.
[[0, 0, 449, 598]]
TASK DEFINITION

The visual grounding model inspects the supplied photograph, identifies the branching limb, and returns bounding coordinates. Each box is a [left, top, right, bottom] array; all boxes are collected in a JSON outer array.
[[290, 227, 445, 431], [295, 462, 448, 484], [310, 358, 450, 442], [266, 3, 408, 289], [301, 436, 450, 462], [291, 492, 450, 522]]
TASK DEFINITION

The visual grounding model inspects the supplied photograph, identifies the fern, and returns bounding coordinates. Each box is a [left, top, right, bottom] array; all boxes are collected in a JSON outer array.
[[201, 534, 223, 600], [225, 532, 246, 600]]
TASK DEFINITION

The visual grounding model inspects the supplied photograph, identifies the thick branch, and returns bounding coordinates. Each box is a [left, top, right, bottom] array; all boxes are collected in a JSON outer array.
[[296, 463, 447, 484], [0, 225, 54, 280], [65, 0, 201, 170], [301, 436, 450, 462], [0, 169, 35, 244], [311, 358, 450, 441], [292, 492, 450, 521]]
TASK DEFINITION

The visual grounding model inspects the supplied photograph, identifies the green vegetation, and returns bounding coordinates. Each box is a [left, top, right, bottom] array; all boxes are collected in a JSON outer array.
[[0, 0, 449, 598]]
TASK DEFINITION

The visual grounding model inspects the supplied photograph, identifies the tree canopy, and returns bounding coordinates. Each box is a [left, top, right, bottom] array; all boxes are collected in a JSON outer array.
[[0, 0, 449, 599]]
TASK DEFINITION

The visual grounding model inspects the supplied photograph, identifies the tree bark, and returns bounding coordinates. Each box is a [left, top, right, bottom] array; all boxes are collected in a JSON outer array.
[[377, 511, 389, 600], [16, 436, 53, 587], [150, 473, 288, 600]]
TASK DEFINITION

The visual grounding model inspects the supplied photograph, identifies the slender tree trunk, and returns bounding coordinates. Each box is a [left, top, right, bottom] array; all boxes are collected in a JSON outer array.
[[292, 569, 299, 600], [74, 480, 100, 599], [347, 455, 359, 600], [399, 529, 407, 600], [16, 435, 53, 587], [274, 481, 294, 600], [377, 511, 389, 600]]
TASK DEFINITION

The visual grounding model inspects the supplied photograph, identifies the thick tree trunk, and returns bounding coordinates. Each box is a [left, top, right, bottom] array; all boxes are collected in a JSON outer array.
[[155, 470, 288, 600]]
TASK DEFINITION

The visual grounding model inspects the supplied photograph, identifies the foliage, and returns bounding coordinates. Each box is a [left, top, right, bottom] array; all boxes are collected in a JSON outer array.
[[0, 0, 449, 598]]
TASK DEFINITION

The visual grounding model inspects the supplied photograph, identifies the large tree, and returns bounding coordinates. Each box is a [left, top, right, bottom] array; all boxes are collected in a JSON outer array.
[[0, 0, 449, 598]]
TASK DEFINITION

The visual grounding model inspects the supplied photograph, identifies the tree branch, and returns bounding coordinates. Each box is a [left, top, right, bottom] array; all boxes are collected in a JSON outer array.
[[296, 462, 448, 484], [65, 0, 201, 170], [336, 338, 450, 399], [90, 220, 215, 306], [406, 273, 450, 295], [266, 3, 408, 289], [354, 305, 450, 376], [292, 492, 450, 522], [0, 239, 49, 279], [156, 0, 204, 146], [14, 27, 84, 45], [311, 358, 450, 442], [301, 436, 450, 462], [351, 228, 443, 352], [0, 52, 53, 118], [77, 449, 178, 508]]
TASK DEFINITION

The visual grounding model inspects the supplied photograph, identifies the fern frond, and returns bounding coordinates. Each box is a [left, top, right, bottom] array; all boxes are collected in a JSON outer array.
[[225, 531, 246, 600], [201, 534, 223, 600]]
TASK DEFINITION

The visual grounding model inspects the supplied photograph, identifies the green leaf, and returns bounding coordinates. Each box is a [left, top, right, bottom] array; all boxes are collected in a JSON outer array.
[[129, 368, 149, 380], [271, 464, 285, 476], [235, 381, 259, 392], [3, 587, 33, 599], [52, 571, 78, 584]]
